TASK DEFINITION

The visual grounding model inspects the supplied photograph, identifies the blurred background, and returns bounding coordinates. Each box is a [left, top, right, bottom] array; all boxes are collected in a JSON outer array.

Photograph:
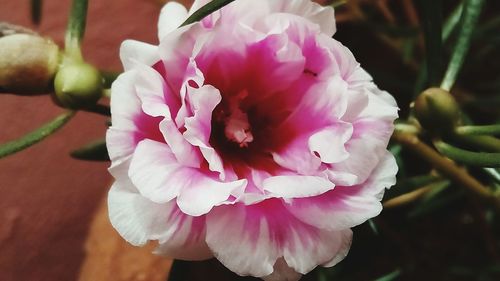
[[1, 0, 499, 280]]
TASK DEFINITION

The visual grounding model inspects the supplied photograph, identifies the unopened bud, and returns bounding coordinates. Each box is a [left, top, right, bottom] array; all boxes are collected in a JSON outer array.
[[0, 34, 60, 93], [54, 62, 103, 108], [414, 87, 461, 135]]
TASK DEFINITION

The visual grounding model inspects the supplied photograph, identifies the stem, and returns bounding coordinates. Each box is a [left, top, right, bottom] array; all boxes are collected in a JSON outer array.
[[456, 124, 500, 136], [434, 140, 500, 168], [384, 180, 449, 209], [442, 2, 463, 41], [452, 134, 500, 153], [64, 0, 89, 61], [441, 0, 485, 91], [392, 132, 499, 206], [0, 111, 75, 159]]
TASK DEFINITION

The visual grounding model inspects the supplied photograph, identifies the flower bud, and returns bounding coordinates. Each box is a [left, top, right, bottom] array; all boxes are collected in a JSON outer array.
[[0, 34, 60, 93], [54, 62, 103, 108], [414, 87, 461, 135]]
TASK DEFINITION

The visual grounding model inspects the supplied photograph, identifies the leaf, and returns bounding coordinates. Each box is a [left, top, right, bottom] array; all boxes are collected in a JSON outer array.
[[420, 0, 444, 86], [65, 0, 88, 55], [440, 0, 485, 91], [374, 269, 401, 281], [71, 138, 109, 161], [434, 141, 500, 167], [180, 0, 235, 27], [31, 0, 42, 25], [455, 124, 500, 136], [442, 2, 463, 41], [0, 111, 75, 159]]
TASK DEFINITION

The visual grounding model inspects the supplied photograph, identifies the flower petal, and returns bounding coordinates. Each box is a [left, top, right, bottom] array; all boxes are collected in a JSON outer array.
[[287, 152, 398, 231], [206, 199, 353, 278], [263, 175, 334, 199], [120, 40, 159, 71], [158, 1, 188, 41], [308, 122, 353, 164], [108, 178, 211, 260]]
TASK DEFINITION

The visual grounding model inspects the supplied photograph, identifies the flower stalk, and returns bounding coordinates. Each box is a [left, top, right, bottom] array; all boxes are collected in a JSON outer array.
[[392, 132, 500, 208]]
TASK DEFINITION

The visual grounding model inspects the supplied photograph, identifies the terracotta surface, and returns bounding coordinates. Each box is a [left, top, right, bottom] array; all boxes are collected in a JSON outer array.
[[0, 1, 182, 280], [77, 197, 171, 281]]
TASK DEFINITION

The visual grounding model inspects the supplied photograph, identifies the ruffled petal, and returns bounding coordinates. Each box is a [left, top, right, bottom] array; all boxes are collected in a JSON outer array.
[[287, 152, 398, 231], [120, 40, 159, 71], [263, 175, 333, 199], [206, 199, 353, 278], [158, 1, 188, 41], [308, 122, 353, 164], [108, 178, 211, 260]]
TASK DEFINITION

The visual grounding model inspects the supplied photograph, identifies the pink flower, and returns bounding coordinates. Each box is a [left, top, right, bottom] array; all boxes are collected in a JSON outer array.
[[107, 0, 398, 280]]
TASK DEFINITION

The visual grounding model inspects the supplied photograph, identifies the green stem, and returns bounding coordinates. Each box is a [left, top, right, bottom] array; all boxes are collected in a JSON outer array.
[[64, 0, 89, 61], [392, 132, 498, 205], [442, 2, 463, 40], [180, 0, 235, 27], [434, 140, 500, 167], [440, 0, 485, 91], [455, 124, 500, 136], [0, 111, 75, 159], [452, 134, 500, 153]]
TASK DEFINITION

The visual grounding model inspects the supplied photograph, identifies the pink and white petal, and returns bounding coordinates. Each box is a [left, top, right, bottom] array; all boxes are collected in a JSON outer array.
[[263, 258, 302, 281], [120, 40, 159, 71], [108, 178, 211, 260], [160, 118, 202, 168], [206, 200, 352, 278], [176, 176, 247, 217], [322, 229, 352, 267], [283, 228, 352, 274], [158, 1, 188, 41], [183, 85, 226, 178], [287, 152, 397, 231], [270, 0, 336, 36], [330, 136, 386, 186], [134, 65, 172, 117], [272, 136, 322, 175], [128, 139, 184, 203], [153, 208, 212, 260], [110, 70, 141, 130], [283, 76, 349, 131], [106, 127, 136, 164], [159, 24, 205, 92], [263, 175, 334, 199], [308, 122, 353, 164], [108, 179, 174, 246]]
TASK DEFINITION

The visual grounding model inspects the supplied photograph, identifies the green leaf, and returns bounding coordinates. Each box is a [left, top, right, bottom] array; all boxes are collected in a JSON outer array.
[[0, 111, 75, 159], [455, 124, 500, 136], [65, 0, 88, 58], [434, 141, 500, 167], [31, 0, 42, 25], [420, 0, 443, 86], [440, 0, 485, 91], [71, 138, 109, 161], [442, 2, 463, 41], [180, 0, 235, 27], [374, 269, 401, 281]]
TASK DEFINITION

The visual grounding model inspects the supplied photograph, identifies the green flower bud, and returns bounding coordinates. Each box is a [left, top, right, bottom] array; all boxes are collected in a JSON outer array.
[[0, 33, 60, 93], [54, 62, 103, 108], [414, 87, 461, 135]]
